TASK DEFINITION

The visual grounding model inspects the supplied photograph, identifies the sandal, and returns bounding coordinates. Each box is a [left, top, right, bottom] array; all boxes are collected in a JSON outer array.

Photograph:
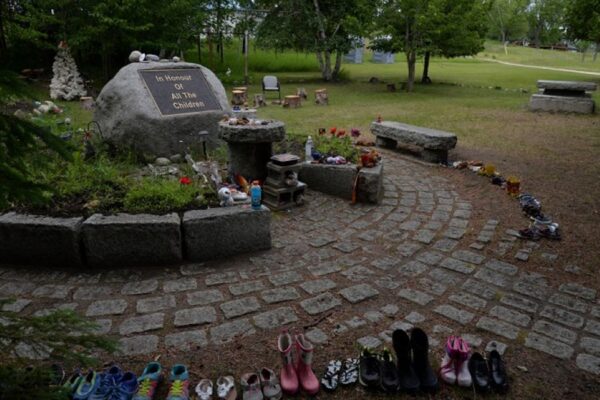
[[531, 213, 552, 224], [518, 227, 540, 241], [216, 376, 237, 400], [539, 223, 561, 240], [321, 360, 342, 392], [195, 378, 213, 400], [339, 358, 359, 386]]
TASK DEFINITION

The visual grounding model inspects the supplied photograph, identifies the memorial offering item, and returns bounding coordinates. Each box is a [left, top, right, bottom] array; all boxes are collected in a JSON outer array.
[[50, 41, 87, 101], [251, 181, 262, 210], [95, 59, 230, 158], [529, 80, 597, 114], [218, 187, 235, 207], [254, 94, 267, 108], [506, 176, 520, 197], [262, 154, 306, 211], [297, 88, 308, 99]]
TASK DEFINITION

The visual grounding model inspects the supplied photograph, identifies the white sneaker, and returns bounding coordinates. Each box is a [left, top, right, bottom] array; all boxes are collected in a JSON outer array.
[[457, 355, 472, 387], [440, 353, 456, 384]]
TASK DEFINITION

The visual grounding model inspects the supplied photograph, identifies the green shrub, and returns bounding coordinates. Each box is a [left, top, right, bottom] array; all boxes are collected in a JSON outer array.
[[124, 178, 203, 214]]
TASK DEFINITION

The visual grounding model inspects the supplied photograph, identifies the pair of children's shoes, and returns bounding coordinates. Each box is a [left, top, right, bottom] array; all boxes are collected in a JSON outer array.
[[277, 330, 320, 395], [239, 368, 282, 400], [440, 336, 472, 387], [195, 376, 236, 400]]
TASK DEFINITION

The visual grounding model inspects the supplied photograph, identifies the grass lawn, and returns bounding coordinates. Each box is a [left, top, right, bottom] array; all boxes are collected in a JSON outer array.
[[477, 41, 600, 73]]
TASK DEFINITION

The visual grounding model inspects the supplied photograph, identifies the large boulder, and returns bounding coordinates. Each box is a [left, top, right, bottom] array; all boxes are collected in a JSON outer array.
[[95, 61, 230, 158]]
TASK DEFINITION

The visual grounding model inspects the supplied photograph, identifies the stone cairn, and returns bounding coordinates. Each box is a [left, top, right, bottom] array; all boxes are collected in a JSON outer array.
[[262, 154, 306, 211], [529, 80, 597, 114]]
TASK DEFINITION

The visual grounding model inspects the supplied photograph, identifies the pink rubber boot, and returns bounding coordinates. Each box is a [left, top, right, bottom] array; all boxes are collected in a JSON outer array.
[[277, 330, 298, 395], [294, 334, 320, 395]]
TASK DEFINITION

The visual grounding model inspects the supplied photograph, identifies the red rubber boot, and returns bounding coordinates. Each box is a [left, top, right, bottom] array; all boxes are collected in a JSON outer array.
[[295, 334, 320, 395], [277, 330, 298, 395]]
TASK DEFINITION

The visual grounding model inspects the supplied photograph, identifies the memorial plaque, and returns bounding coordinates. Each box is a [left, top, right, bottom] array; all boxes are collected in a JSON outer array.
[[139, 69, 222, 116]]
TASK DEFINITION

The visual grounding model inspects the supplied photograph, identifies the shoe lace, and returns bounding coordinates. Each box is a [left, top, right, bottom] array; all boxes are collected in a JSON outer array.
[[138, 378, 153, 395], [170, 380, 184, 396]]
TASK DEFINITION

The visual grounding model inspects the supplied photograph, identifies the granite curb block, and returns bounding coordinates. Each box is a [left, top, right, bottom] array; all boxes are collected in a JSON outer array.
[[298, 163, 383, 204], [183, 206, 271, 261], [1, 207, 272, 267], [82, 213, 182, 267], [0, 212, 84, 267]]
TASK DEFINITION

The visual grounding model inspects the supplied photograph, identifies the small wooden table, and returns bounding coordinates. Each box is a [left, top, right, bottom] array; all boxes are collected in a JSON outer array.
[[283, 95, 301, 108]]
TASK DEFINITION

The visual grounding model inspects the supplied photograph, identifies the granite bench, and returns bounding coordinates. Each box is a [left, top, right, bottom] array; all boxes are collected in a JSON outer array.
[[371, 121, 457, 163], [529, 80, 597, 114]]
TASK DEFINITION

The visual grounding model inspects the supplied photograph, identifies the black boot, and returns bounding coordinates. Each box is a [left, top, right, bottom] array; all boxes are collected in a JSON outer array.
[[392, 329, 419, 393], [488, 350, 509, 393], [410, 328, 439, 394]]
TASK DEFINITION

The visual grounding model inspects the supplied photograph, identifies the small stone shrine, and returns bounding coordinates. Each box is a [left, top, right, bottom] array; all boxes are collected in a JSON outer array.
[[263, 154, 306, 211], [529, 80, 597, 114], [95, 59, 230, 158], [218, 120, 285, 181]]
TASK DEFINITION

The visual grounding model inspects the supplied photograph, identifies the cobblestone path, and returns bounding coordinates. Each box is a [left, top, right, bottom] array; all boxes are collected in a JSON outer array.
[[1, 151, 598, 377]]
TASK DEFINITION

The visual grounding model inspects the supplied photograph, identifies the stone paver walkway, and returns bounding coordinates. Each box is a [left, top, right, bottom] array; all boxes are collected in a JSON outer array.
[[0, 151, 598, 375]]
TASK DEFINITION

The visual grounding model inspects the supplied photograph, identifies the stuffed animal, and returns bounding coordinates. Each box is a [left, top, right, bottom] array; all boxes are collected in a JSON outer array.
[[218, 187, 235, 207]]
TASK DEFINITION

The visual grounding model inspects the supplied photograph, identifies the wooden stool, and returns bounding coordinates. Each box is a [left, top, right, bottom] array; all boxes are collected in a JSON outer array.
[[233, 86, 248, 101], [283, 95, 301, 108], [315, 89, 328, 105], [231, 90, 246, 106], [253, 94, 267, 107]]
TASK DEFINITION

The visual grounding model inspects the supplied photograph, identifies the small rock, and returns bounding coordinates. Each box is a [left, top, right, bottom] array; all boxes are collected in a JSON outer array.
[[169, 154, 183, 163], [129, 50, 143, 62], [155, 157, 171, 166], [172, 56, 181, 62], [516, 365, 528, 372]]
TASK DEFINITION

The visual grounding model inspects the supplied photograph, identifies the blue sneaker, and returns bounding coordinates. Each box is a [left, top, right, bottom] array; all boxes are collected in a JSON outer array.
[[166, 365, 190, 400], [107, 371, 139, 400], [90, 365, 124, 400], [73, 370, 100, 400], [133, 362, 162, 400]]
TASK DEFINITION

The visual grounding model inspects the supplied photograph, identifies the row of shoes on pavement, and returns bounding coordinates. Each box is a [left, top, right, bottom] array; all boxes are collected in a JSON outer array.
[[320, 328, 509, 395], [62, 362, 285, 400], [63, 362, 193, 400], [517, 193, 561, 241], [441, 335, 508, 393]]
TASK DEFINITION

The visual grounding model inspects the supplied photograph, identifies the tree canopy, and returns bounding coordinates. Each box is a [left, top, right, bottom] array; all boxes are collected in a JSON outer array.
[[373, 0, 487, 91], [256, 0, 374, 81], [565, 0, 600, 58]]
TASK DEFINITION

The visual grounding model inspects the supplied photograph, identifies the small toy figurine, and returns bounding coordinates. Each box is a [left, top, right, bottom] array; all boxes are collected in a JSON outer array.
[[218, 187, 235, 207]]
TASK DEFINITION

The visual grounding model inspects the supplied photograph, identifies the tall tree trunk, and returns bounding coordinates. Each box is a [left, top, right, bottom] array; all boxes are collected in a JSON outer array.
[[0, 0, 7, 64], [312, 0, 332, 81], [196, 33, 202, 64], [421, 51, 431, 84], [332, 50, 342, 79], [321, 50, 332, 81], [534, 26, 541, 48], [406, 50, 416, 92]]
